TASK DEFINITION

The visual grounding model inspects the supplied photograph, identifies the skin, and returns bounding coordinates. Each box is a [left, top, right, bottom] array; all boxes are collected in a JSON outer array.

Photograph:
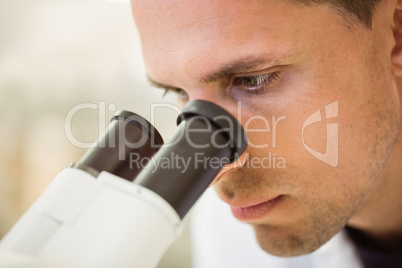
[[131, 0, 402, 256]]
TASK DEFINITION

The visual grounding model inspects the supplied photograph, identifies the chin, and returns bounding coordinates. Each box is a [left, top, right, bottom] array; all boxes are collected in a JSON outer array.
[[251, 223, 335, 257]]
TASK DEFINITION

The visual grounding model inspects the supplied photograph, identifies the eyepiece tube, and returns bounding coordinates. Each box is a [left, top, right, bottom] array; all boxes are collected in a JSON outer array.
[[134, 100, 248, 219], [73, 111, 164, 181]]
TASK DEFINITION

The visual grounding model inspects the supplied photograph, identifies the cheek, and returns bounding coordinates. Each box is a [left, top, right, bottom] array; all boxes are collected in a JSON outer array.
[[235, 83, 397, 206], [336, 49, 400, 186], [239, 102, 336, 167], [337, 92, 400, 187]]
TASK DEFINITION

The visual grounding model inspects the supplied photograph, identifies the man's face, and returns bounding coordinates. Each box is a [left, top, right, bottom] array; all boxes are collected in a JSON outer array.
[[132, 0, 401, 256]]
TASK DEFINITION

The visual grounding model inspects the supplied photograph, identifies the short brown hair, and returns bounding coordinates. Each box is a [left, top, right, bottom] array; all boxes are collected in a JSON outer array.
[[294, 0, 381, 28]]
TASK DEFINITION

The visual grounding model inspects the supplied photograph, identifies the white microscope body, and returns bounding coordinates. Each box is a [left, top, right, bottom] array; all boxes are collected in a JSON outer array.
[[0, 168, 181, 268], [0, 100, 247, 268]]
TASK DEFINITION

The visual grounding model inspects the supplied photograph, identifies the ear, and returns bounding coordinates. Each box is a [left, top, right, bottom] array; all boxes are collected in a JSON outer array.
[[391, 1, 402, 76]]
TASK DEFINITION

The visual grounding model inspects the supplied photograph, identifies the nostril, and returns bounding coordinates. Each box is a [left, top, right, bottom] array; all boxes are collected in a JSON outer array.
[[214, 180, 236, 200]]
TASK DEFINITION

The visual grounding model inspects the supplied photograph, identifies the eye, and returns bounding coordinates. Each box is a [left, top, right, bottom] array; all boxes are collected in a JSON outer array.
[[162, 87, 189, 100], [232, 73, 281, 94]]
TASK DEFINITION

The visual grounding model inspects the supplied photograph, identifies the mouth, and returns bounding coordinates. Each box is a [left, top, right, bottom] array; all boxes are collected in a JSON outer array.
[[230, 195, 284, 222]]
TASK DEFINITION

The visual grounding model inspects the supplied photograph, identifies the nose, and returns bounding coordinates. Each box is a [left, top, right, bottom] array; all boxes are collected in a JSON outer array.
[[184, 93, 250, 187], [210, 151, 249, 186]]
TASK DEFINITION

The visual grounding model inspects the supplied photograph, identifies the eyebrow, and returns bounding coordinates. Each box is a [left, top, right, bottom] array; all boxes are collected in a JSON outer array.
[[147, 52, 298, 89], [147, 75, 179, 91]]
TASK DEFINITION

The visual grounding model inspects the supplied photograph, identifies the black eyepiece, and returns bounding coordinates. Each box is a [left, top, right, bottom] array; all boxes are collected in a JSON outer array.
[[135, 100, 248, 218], [74, 111, 163, 182]]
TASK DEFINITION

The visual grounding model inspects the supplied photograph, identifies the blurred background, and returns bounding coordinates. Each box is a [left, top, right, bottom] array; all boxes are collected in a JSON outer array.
[[0, 0, 192, 266]]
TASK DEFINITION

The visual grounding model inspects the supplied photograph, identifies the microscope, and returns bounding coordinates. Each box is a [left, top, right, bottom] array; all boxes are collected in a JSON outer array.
[[0, 100, 247, 268]]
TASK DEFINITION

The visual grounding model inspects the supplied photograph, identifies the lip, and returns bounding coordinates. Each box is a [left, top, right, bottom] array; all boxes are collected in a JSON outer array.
[[230, 195, 283, 222]]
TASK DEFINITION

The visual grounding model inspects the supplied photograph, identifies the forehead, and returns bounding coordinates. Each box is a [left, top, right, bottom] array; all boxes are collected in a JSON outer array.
[[131, 0, 330, 84], [132, 0, 297, 41]]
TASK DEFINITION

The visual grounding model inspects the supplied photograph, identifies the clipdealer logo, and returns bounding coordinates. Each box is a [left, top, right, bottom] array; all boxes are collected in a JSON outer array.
[[301, 101, 339, 167], [64, 100, 339, 169]]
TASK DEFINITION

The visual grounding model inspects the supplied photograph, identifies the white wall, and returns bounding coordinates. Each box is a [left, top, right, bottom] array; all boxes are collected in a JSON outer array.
[[0, 0, 191, 267]]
